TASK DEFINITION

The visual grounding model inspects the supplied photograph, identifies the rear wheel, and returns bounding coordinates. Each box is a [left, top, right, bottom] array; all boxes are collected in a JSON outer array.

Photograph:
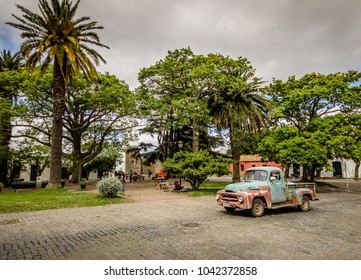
[[250, 198, 265, 217], [298, 195, 310, 212]]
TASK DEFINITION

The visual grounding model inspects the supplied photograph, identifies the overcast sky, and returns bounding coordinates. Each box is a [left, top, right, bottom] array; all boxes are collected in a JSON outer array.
[[1, 0, 361, 89]]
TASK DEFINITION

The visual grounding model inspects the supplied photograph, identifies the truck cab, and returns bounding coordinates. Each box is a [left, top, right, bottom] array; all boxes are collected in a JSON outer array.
[[216, 167, 317, 217]]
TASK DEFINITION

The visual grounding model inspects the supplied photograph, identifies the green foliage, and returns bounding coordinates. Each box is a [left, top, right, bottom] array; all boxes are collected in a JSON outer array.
[[16, 70, 135, 183], [84, 154, 117, 178], [7, 0, 109, 187], [138, 47, 219, 157], [97, 177, 123, 197], [259, 71, 361, 180], [7, 0, 108, 79], [162, 150, 231, 189], [268, 71, 361, 133]]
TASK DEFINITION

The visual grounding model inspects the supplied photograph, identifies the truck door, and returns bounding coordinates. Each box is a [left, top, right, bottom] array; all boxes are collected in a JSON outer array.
[[269, 171, 287, 203]]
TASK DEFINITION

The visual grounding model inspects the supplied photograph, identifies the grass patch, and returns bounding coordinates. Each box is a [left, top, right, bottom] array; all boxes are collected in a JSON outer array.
[[0, 188, 133, 214], [186, 181, 229, 197]]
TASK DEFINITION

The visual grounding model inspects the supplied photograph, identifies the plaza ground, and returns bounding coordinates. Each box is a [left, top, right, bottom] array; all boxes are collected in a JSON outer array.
[[0, 178, 360, 260]]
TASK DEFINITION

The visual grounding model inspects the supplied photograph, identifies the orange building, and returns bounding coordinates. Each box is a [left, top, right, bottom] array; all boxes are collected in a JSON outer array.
[[230, 155, 283, 175]]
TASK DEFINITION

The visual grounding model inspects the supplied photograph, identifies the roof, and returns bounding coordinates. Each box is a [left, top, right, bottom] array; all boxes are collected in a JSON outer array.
[[246, 166, 283, 172], [239, 155, 263, 162]]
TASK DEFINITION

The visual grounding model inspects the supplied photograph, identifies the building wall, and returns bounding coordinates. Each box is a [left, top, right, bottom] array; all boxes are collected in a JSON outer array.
[[19, 166, 98, 181], [230, 155, 283, 175], [320, 159, 361, 179], [124, 152, 160, 180]]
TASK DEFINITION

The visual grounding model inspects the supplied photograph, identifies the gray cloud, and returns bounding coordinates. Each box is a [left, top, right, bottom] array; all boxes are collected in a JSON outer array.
[[1, 0, 361, 88]]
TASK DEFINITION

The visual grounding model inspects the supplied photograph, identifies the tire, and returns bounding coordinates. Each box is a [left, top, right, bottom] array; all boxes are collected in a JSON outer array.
[[250, 198, 265, 217], [224, 207, 236, 213], [298, 195, 310, 212]]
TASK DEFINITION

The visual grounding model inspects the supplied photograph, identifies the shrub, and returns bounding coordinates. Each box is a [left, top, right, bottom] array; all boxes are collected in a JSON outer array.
[[97, 177, 123, 197]]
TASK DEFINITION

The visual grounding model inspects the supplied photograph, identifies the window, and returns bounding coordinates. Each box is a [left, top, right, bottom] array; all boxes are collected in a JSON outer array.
[[270, 172, 280, 181]]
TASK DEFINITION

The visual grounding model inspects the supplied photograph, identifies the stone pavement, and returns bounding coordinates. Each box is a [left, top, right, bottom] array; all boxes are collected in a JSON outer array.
[[1, 181, 360, 260], [315, 178, 361, 193], [0, 196, 225, 260]]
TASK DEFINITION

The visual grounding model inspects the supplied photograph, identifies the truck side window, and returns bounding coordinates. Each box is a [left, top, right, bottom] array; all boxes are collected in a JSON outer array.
[[270, 172, 280, 181]]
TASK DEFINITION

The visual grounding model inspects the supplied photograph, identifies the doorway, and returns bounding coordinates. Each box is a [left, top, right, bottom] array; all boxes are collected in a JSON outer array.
[[332, 162, 342, 178]]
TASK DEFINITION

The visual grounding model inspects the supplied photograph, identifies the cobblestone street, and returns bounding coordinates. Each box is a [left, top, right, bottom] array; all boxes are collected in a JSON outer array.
[[1, 187, 360, 260]]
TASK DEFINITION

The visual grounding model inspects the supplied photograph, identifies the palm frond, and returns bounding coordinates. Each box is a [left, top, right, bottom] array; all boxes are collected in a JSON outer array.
[[7, 0, 109, 81]]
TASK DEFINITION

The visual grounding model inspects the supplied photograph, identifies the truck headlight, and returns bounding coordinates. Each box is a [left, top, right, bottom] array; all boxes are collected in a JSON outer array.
[[216, 194, 220, 201], [239, 196, 244, 203]]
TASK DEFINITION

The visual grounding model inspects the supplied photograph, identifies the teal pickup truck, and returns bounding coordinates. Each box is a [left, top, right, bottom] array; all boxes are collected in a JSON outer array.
[[216, 167, 318, 217]]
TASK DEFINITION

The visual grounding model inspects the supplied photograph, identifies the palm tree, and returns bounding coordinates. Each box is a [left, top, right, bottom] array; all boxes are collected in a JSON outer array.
[[0, 50, 23, 71], [209, 55, 271, 182], [0, 50, 24, 187], [7, 0, 109, 187]]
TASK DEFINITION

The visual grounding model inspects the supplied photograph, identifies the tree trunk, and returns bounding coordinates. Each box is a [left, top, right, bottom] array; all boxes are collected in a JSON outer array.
[[310, 166, 316, 182], [355, 162, 360, 180], [284, 166, 290, 179], [0, 96, 13, 187], [48, 60, 66, 188], [230, 123, 241, 182], [192, 122, 200, 153], [302, 166, 311, 181], [0, 147, 9, 187], [70, 160, 83, 184]]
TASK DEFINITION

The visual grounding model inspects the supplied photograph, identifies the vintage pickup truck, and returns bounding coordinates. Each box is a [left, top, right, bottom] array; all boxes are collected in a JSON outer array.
[[216, 166, 318, 217]]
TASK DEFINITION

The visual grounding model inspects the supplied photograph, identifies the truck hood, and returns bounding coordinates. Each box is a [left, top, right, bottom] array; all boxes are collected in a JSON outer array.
[[224, 181, 265, 192]]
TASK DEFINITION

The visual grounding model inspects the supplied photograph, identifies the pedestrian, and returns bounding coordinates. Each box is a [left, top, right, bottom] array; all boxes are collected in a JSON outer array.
[[148, 169, 152, 179], [129, 170, 133, 181]]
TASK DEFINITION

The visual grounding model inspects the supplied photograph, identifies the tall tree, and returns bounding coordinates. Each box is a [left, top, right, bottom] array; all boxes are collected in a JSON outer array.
[[7, 0, 109, 187], [316, 114, 361, 180], [0, 50, 24, 187], [15, 71, 136, 183], [267, 71, 361, 180], [138, 48, 214, 157], [208, 54, 270, 182]]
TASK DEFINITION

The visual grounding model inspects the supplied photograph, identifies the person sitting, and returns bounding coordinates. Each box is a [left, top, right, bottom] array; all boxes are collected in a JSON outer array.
[[173, 181, 182, 190]]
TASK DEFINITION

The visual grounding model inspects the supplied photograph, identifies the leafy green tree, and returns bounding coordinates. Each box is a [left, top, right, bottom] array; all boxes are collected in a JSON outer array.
[[314, 114, 361, 179], [268, 71, 360, 133], [266, 71, 361, 180], [8, 0, 109, 187], [162, 150, 231, 189], [16, 71, 136, 183], [258, 126, 331, 181], [207, 54, 271, 182], [138, 48, 214, 156], [257, 125, 298, 165], [83, 153, 117, 180], [0, 50, 24, 187]]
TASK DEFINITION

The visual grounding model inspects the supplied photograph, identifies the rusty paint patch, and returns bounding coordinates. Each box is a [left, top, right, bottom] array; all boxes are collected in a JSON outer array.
[[182, 223, 201, 228], [0, 219, 20, 225]]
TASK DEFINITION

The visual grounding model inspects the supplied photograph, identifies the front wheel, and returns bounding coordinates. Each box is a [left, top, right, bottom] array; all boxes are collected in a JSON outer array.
[[298, 195, 310, 212], [250, 198, 265, 217]]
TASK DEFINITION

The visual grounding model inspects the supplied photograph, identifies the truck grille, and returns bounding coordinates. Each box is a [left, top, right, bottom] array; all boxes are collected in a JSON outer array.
[[220, 194, 239, 202]]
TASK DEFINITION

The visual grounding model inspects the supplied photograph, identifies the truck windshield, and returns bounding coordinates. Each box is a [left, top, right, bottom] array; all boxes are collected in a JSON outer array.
[[244, 170, 268, 181]]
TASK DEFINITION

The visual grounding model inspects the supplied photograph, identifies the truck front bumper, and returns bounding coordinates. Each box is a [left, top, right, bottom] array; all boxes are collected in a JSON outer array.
[[216, 192, 248, 209]]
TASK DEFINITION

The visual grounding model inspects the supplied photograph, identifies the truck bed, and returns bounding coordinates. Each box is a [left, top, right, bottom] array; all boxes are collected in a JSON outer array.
[[286, 182, 318, 199]]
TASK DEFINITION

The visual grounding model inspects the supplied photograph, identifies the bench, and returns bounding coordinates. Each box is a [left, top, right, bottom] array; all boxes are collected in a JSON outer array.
[[159, 181, 170, 192], [11, 181, 37, 191]]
